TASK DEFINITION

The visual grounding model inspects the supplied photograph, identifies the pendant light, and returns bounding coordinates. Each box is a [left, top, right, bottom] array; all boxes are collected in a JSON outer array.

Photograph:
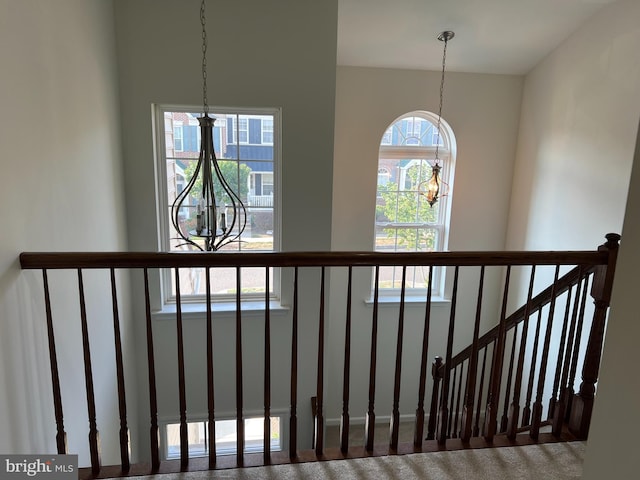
[[171, 0, 247, 251], [420, 31, 454, 208]]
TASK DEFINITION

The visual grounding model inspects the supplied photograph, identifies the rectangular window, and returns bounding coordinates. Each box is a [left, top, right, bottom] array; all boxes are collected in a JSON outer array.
[[155, 105, 281, 303], [164, 416, 282, 459]]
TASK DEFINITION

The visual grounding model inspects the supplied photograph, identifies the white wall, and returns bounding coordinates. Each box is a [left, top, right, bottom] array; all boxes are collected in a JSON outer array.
[[583, 119, 640, 479], [0, 0, 135, 467], [506, 0, 640, 252], [328, 66, 523, 423], [113, 0, 338, 455]]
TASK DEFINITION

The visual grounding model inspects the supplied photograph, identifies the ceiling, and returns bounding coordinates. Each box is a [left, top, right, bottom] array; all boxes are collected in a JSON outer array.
[[337, 0, 618, 75]]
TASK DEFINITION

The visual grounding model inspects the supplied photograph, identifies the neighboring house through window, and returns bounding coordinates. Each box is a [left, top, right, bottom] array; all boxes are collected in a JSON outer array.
[[374, 111, 456, 297]]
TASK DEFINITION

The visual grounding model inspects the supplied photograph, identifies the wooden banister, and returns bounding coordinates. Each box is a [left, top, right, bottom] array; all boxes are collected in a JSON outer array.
[[19, 250, 608, 270], [19, 235, 618, 477]]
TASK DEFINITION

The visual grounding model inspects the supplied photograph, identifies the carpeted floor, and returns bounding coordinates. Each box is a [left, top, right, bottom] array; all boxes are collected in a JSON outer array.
[[134, 442, 585, 480]]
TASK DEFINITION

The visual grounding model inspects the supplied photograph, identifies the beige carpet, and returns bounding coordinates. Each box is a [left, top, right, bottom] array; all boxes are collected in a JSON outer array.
[[135, 442, 585, 480]]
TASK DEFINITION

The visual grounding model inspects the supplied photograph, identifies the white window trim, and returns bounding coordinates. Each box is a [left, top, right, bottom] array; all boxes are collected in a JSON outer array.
[[153, 104, 283, 309]]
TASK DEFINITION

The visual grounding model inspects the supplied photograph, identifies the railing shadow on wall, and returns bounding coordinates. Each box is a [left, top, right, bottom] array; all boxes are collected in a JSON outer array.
[[19, 233, 620, 479]]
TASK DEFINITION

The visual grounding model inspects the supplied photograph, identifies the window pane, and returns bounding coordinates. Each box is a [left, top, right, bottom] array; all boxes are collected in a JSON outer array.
[[168, 266, 274, 297], [375, 227, 439, 253], [166, 417, 281, 459], [377, 265, 433, 289]]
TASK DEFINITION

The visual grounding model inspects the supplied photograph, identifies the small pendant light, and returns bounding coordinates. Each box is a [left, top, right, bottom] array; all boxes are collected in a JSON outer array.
[[420, 31, 454, 207]]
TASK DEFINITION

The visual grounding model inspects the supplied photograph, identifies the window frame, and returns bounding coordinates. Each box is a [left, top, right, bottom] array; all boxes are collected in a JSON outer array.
[[153, 104, 282, 306], [374, 111, 456, 299]]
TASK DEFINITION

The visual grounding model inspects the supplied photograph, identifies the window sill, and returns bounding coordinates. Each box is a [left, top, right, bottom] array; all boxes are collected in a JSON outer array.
[[364, 296, 451, 307], [152, 300, 289, 321]]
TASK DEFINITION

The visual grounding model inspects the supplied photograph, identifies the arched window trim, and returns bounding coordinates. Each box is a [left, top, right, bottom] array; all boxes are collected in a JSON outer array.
[[374, 110, 457, 299]]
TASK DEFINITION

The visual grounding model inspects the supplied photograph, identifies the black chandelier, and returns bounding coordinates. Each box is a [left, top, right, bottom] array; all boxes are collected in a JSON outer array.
[[171, 0, 247, 251], [419, 30, 454, 208]]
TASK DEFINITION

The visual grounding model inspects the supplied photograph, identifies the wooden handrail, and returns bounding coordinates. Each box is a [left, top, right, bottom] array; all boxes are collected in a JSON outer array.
[[19, 250, 607, 270]]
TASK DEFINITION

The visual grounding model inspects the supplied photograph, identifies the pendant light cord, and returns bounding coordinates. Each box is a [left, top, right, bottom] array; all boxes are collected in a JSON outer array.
[[201, 0, 209, 115], [434, 35, 449, 165]]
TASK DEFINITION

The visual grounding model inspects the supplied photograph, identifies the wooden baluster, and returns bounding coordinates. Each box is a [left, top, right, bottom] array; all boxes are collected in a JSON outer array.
[[453, 363, 464, 438], [315, 267, 326, 456], [390, 266, 407, 450], [483, 339, 498, 437], [500, 323, 518, 433], [77, 270, 101, 475], [565, 273, 590, 424], [365, 266, 380, 452], [447, 367, 458, 438], [553, 270, 583, 436], [531, 265, 560, 440], [175, 269, 188, 470], [437, 266, 459, 444], [569, 233, 620, 438], [473, 345, 490, 437], [143, 269, 160, 471], [522, 309, 543, 427], [549, 283, 574, 420], [427, 357, 443, 441], [507, 266, 536, 439], [484, 265, 511, 442], [42, 270, 68, 454], [205, 268, 216, 468], [263, 268, 271, 464], [414, 268, 434, 447], [110, 269, 130, 472], [289, 268, 299, 459], [340, 267, 353, 454], [235, 267, 245, 465], [461, 266, 485, 442]]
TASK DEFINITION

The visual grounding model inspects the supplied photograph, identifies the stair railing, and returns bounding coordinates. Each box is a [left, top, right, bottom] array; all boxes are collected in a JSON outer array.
[[433, 233, 620, 443], [19, 234, 619, 478]]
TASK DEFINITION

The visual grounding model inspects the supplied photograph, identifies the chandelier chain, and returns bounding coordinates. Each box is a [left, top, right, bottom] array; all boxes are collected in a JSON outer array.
[[434, 36, 449, 164], [201, 0, 208, 114]]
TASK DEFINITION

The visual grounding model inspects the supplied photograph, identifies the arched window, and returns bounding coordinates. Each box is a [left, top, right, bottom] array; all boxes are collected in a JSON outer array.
[[375, 111, 456, 296]]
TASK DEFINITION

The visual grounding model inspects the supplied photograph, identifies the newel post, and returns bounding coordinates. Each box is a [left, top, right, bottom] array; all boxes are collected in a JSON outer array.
[[569, 233, 620, 439]]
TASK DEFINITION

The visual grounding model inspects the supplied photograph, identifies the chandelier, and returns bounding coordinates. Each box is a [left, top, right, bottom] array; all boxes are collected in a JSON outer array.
[[419, 31, 454, 208], [171, 0, 247, 251]]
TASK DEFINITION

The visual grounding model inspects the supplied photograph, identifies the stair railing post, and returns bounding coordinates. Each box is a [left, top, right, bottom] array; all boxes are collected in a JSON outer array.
[[569, 233, 620, 439]]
